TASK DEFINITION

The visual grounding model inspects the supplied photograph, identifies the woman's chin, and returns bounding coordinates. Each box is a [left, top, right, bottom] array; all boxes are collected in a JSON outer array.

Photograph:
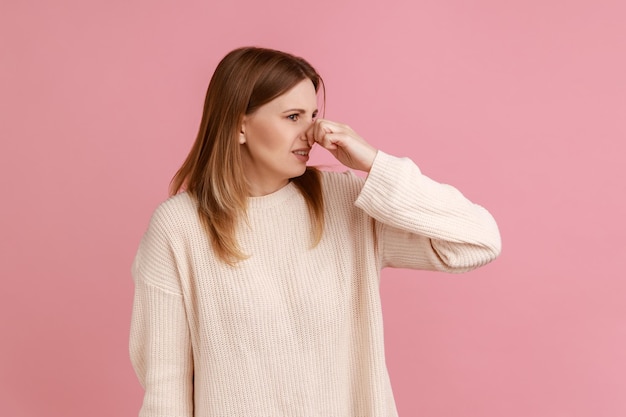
[[290, 166, 308, 179]]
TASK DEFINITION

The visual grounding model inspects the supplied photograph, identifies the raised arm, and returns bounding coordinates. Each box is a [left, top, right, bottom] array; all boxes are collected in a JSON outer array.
[[356, 151, 501, 272], [307, 118, 501, 273]]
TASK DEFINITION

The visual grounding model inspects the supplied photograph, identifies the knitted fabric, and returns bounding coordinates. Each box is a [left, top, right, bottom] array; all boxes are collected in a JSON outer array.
[[130, 151, 501, 417]]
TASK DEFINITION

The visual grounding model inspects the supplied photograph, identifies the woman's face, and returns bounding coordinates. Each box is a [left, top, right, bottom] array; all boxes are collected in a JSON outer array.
[[240, 79, 319, 196]]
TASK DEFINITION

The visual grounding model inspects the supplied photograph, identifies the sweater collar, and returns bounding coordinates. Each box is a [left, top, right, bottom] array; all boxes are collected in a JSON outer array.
[[247, 181, 299, 210]]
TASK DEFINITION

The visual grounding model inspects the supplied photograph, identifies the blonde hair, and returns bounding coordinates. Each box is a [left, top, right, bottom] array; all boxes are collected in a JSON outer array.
[[170, 47, 325, 265]]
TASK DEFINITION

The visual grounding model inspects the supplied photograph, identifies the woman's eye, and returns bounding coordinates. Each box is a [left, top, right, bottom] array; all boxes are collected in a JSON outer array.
[[287, 114, 299, 121]]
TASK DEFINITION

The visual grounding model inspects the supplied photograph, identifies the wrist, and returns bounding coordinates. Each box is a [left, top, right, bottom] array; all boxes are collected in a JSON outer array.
[[362, 148, 378, 173]]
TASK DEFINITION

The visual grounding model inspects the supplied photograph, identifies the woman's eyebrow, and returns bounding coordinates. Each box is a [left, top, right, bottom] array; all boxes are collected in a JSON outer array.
[[282, 108, 319, 114]]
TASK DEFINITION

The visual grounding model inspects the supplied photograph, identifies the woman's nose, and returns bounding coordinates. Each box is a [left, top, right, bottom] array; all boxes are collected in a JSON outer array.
[[300, 121, 315, 146]]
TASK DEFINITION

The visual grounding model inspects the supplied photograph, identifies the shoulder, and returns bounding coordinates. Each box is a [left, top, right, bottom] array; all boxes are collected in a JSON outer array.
[[153, 191, 197, 218], [133, 193, 200, 289], [147, 192, 199, 239], [135, 192, 202, 266], [319, 169, 365, 201]]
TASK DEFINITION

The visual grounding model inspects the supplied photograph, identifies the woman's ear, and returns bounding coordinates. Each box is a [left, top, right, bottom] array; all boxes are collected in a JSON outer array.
[[239, 118, 247, 144]]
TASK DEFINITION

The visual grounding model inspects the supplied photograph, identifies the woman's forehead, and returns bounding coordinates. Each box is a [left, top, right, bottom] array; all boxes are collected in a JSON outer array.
[[267, 79, 318, 111]]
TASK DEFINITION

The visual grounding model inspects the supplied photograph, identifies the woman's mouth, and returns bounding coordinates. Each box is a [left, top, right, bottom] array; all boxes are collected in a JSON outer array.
[[292, 149, 310, 162]]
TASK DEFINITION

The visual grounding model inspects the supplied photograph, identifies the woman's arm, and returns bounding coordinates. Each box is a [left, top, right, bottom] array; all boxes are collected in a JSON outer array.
[[307, 119, 501, 272], [356, 150, 501, 272], [129, 210, 194, 416]]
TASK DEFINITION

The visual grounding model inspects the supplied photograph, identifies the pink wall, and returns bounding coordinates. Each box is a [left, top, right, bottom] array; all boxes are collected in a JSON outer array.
[[1, 0, 624, 416]]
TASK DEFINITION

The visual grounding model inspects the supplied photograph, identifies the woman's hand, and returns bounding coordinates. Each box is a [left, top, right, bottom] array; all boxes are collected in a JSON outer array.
[[305, 119, 378, 172]]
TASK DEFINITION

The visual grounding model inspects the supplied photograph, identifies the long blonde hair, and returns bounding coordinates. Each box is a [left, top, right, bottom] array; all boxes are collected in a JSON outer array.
[[170, 47, 325, 265]]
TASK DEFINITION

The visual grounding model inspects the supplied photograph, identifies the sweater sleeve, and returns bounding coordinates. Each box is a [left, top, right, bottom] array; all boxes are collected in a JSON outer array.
[[129, 208, 194, 417], [355, 151, 501, 273]]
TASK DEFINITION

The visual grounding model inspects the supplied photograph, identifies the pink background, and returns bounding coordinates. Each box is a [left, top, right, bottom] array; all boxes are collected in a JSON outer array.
[[1, 0, 625, 416]]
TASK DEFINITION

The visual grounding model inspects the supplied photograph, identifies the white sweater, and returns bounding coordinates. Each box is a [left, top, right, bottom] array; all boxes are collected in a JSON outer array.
[[129, 151, 501, 417]]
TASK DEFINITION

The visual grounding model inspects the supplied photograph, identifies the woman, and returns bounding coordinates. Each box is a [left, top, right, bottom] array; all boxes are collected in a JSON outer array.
[[130, 46, 501, 417]]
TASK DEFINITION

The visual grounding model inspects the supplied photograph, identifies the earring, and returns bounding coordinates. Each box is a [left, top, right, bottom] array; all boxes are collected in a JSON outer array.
[[239, 133, 246, 144]]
